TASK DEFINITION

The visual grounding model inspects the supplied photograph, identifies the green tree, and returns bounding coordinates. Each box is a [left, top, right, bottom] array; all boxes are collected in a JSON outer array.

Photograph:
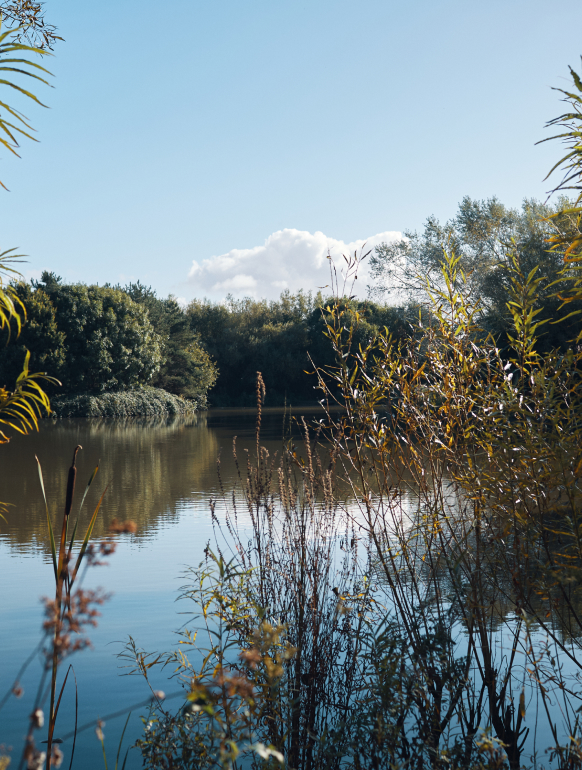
[[23, 273, 163, 394], [187, 291, 320, 406], [121, 281, 218, 401], [0, 278, 65, 388], [185, 290, 414, 406], [369, 196, 582, 351]]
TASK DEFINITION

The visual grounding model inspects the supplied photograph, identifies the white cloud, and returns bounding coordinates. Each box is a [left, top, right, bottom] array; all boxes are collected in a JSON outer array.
[[187, 228, 402, 301]]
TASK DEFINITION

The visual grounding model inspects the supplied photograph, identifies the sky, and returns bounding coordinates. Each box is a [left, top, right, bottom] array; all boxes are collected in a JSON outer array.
[[1, 0, 582, 303]]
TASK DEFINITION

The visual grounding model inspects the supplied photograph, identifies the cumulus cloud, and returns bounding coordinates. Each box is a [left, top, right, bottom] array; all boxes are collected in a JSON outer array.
[[187, 228, 402, 301]]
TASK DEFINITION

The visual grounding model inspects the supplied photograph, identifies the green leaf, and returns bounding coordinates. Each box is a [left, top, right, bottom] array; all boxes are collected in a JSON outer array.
[[36, 454, 57, 580]]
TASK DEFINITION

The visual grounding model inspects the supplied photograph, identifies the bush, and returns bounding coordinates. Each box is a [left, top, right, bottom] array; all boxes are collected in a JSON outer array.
[[50, 386, 200, 418], [1, 274, 163, 394]]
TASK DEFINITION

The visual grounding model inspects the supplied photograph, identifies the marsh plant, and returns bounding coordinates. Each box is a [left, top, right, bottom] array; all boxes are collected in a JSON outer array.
[[128, 234, 582, 770], [127, 374, 373, 769]]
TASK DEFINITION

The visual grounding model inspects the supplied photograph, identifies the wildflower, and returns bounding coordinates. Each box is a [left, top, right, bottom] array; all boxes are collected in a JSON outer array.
[[152, 690, 165, 701], [42, 589, 109, 665], [95, 720, 105, 742], [26, 749, 46, 770], [30, 709, 44, 729]]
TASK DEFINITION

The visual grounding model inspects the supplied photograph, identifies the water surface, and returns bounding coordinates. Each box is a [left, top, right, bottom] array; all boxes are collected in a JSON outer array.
[[0, 408, 319, 769]]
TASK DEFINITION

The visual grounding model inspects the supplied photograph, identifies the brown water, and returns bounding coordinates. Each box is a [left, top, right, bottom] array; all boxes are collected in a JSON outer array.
[[0, 408, 325, 769]]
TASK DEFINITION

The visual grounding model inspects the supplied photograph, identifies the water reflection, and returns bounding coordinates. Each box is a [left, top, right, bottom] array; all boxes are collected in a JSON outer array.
[[0, 407, 329, 553], [0, 409, 579, 767]]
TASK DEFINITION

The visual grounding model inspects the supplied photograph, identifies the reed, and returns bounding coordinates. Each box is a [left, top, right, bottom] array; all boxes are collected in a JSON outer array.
[[130, 249, 582, 769]]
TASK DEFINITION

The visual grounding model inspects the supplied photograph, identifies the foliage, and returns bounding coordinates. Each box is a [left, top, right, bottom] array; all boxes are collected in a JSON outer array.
[[0, 1, 61, 49], [186, 291, 319, 406], [127, 342, 582, 768], [186, 290, 413, 406], [368, 196, 582, 352], [50, 385, 201, 418], [1, 276, 218, 405], [129, 554, 288, 770], [126, 383, 375, 769], [0, 248, 26, 334], [314, 247, 582, 769], [0, 447, 117, 770], [1, 273, 164, 394], [119, 281, 218, 400], [0, 277, 66, 386], [131, 235, 582, 767], [0, 349, 55, 441], [540, 59, 582, 259], [0, 24, 52, 189], [0, 26, 54, 520]]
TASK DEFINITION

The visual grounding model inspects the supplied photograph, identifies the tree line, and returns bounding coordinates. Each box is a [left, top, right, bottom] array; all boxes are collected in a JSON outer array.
[[0, 272, 412, 406], [2, 193, 581, 408], [1, 192, 581, 408]]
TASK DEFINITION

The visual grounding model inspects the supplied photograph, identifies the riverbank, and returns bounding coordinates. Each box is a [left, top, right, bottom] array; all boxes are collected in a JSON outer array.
[[49, 386, 203, 418]]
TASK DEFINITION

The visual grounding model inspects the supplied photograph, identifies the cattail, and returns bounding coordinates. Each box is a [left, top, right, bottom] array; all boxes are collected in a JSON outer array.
[[64, 445, 82, 519]]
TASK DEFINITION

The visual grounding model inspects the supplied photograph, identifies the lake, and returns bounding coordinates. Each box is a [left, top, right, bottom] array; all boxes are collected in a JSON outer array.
[[0, 408, 325, 770], [1, 408, 575, 769]]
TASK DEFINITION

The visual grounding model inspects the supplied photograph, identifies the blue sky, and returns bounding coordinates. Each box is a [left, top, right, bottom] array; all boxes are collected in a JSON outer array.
[[2, 0, 582, 301]]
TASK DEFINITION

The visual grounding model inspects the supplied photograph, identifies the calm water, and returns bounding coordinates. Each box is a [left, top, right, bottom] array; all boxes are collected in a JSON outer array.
[[0, 408, 325, 769], [0, 409, 574, 768]]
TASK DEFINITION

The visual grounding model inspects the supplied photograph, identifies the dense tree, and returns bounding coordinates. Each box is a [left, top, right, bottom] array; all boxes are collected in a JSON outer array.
[[1, 273, 163, 394], [186, 291, 416, 406], [1, 276, 220, 403], [0, 278, 65, 389], [120, 281, 218, 400], [187, 291, 318, 406]]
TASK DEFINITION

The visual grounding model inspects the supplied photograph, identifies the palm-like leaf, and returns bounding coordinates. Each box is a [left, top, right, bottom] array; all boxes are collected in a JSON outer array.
[[0, 349, 59, 443], [0, 24, 52, 189], [0, 247, 26, 336], [539, 61, 582, 260], [0, 25, 54, 524]]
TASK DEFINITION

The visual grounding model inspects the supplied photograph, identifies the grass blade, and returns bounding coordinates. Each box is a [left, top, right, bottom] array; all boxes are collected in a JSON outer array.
[[68, 463, 99, 556], [115, 712, 131, 770], [67, 670, 78, 770], [36, 455, 57, 581], [70, 485, 108, 588]]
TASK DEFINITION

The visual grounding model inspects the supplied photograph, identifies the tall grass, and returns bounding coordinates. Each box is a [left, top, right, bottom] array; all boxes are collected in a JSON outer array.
[[128, 248, 582, 769]]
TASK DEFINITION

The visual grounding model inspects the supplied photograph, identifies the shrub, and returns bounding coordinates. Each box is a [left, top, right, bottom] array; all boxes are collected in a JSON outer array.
[[50, 386, 200, 418]]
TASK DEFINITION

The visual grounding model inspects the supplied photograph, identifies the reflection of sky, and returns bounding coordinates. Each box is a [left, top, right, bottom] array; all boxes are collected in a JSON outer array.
[[0, 408, 341, 767], [1, 410, 581, 767], [0, 481, 222, 768]]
